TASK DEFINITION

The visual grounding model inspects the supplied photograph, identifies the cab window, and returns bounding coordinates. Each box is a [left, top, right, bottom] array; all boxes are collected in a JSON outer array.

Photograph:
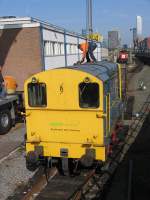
[[28, 83, 47, 107], [79, 82, 99, 108]]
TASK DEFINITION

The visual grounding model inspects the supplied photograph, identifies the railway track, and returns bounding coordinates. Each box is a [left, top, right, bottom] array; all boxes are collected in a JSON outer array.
[[8, 94, 150, 200], [8, 62, 150, 199], [72, 95, 150, 200], [0, 146, 22, 165], [0, 123, 24, 163]]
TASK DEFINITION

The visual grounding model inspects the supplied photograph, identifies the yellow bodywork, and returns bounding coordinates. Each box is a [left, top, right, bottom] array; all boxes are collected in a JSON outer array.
[[25, 69, 106, 161]]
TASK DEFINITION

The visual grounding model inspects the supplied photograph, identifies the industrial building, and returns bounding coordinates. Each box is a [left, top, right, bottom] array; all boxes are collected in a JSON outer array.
[[108, 30, 121, 50], [136, 15, 142, 40], [0, 17, 103, 90]]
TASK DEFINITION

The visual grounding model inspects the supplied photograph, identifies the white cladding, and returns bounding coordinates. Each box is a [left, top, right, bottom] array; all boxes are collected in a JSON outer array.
[[136, 16, 142, 38], [42, 28, 102, 70], [0, 17, 104, 70]]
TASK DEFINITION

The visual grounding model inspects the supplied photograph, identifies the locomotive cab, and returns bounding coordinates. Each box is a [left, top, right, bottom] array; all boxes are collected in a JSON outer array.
[[25, 61, 124, 174], [117, 50, 128, 64]]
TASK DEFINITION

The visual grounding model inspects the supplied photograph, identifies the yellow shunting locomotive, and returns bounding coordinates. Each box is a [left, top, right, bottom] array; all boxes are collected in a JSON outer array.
[[25, 61, 126, 174]]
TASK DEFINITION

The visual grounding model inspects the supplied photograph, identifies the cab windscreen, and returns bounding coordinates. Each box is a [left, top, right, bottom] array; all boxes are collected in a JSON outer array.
[[28, 83, 47, 107], [79, 82, 99, 108]]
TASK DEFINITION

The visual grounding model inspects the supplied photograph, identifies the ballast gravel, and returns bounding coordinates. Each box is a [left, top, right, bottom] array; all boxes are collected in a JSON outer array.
[[0, 147, 34, 200], [0, 124, 35, 200]]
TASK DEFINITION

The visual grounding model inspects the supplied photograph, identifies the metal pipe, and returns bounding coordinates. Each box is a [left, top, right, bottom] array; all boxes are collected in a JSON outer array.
[[86, 0, 93, 35]]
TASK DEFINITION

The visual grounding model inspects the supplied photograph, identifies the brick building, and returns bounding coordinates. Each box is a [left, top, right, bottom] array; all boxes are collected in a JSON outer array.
[[0, 17, 102, 90]]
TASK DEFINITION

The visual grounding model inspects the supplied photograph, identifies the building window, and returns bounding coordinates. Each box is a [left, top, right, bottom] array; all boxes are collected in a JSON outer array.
[[66, 43, 78, 54], [44, 41, 53, 56], [28, 83, 47, 107], [57, 43, 61, 55], [52, 42, 55, 55], [73, 44, 77, 54], [44, 41, 65, 56], [44, 41, 49, 55], [61, 43, 64, 54], [54, 42, 58, 55], [79, 82, 99, 108]]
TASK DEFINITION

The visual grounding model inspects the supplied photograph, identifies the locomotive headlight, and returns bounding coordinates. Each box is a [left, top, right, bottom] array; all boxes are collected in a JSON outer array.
[[84, 77, 91, 83], [31, 77, 38, 83]]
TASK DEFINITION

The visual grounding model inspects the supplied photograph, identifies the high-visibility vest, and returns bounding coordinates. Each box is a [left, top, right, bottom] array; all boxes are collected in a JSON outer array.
[[79, 42, 89, 58]]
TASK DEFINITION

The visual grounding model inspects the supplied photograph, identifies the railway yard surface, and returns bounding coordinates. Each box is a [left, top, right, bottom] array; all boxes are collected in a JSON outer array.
[[0, 63, 149, 200], [0, 124, 24, 160], [0, 3, 149, 200], [103, 65, 150, 200], [103, 113, 150, 200], [0, 125, 34, 200]]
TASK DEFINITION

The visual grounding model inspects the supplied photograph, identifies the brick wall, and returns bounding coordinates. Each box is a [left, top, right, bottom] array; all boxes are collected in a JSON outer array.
[[0, 27, 43, 91]]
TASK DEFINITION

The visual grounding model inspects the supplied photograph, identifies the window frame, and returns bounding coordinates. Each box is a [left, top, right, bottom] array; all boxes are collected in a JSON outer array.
[[79, 82, 100, 109], [44, 40, 65, 56], [28, 82, 47, 107]]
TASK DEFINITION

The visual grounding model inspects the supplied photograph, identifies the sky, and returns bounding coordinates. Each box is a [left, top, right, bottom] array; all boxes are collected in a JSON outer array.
[[0, 0, 149, 44]]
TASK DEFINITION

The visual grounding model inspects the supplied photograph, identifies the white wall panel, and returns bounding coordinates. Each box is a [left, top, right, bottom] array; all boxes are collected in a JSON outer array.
[[43, 29, 64, 42], [66, 35, 77, 44], [42, 27, 107, 70], [44, 48, 108, 69], [66, 54, 79, 66], [45, 56, 65, 70], [79, 38, 86, 44]]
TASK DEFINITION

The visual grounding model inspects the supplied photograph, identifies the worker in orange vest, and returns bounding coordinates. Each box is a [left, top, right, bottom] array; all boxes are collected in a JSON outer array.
[[78, 40, 97, 64], [78, 40, 90, 63]]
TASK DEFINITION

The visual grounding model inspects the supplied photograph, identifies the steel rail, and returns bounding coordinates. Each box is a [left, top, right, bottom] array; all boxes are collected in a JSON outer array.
[[68, 94, 150, 200]]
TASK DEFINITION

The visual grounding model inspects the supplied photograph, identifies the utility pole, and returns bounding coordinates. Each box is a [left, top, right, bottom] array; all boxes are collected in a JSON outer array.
[[86, 0, 93, 35]]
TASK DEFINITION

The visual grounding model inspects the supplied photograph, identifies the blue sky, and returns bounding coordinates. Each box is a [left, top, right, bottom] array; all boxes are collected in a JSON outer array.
[[0, 0, 149, 44]]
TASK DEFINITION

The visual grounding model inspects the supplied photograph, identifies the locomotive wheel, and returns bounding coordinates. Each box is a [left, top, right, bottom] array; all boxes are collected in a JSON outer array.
[[0, 110, 12, 134], [26, 161, 38, 171], [26, 151, 39, 171]]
